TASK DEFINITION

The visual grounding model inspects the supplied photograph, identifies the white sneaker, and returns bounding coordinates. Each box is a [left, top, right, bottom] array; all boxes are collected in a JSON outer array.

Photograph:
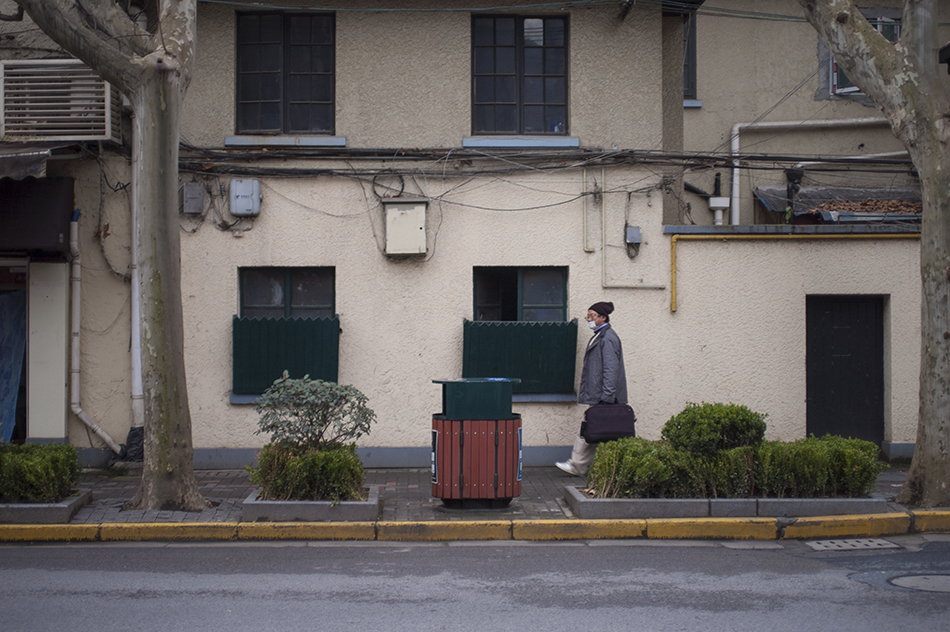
[[555, 461, 583, 477]]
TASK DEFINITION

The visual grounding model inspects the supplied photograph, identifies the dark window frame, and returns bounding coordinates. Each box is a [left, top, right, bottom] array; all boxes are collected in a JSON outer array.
[[471, 15, 569, 135], [239, 267, 335, 319], [235, 12, 335, 135], [683, 12, 697, 101], [473, 266, 568, 322]]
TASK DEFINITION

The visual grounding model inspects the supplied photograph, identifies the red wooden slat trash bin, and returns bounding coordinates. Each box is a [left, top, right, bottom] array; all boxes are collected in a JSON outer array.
[[431, 379, 522, 509]]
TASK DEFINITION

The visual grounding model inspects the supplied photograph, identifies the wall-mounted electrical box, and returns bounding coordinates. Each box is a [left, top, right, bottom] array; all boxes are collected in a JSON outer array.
[[182, 181, 204, 214], [625, 225, 642, 244], [230, 179, 261, 216], [384, 198, 427, 255]]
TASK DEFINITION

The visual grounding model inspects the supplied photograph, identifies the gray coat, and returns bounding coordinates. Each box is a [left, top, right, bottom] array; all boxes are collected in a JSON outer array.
[[577, 323, 628, 405]]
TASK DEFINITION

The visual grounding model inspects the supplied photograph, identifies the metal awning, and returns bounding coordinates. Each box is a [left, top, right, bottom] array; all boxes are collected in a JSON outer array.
[[754, 185, 921, 224], [0, 142, 78, 180]]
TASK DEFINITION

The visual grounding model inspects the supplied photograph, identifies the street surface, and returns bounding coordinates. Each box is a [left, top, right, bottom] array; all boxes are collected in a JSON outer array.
[[1, 535, 948, 631]]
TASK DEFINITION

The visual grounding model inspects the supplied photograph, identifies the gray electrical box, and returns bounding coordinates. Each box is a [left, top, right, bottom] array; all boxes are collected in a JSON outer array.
[[182, 181, 204, 214], [230, 179, 262, 217], [625, 225, 642, 244]]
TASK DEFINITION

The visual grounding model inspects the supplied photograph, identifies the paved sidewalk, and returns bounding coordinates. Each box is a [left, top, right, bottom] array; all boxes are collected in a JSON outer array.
[[69, 466, 582, 524]]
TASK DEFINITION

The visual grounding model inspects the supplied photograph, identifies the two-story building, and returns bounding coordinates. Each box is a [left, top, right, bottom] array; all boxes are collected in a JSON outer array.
[[1, 0, 945, 467]]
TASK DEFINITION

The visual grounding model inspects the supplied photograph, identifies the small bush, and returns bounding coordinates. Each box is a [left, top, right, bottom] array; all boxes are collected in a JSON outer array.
[[661, 402, 767, 456], [0, 443, 81, 502], [250, 443, 364, 502], [255, 374, 376, 451], [588, 434, 883, 500]]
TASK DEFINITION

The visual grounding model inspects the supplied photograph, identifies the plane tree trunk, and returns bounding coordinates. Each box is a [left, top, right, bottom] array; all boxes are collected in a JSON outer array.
[[15, 0, 207, 510]]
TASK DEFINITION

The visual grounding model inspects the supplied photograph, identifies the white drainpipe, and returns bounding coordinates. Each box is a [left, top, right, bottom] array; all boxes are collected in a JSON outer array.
[[70, 212, 123, 454], [130, 133, 145, 432], [730, 117, 890, 225]]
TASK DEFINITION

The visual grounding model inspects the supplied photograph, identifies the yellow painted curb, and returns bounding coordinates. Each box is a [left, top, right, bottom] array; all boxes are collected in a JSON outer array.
[[237, 522, 376, 540], [512, 519, 646, 540], [0, 524, 100, 542], [911, 510, 950, 534], [99, 523, 239, 541], [782, 513, 911, 540], [646, 518, 778, 540], [377, 520, 511, 541]]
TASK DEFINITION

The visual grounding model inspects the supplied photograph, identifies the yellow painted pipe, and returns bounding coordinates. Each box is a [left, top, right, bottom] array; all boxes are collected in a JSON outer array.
[[669, 232, 920, 312]]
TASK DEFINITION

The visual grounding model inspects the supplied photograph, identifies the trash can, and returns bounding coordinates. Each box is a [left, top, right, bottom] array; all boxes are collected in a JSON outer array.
[[431, 378, 522, 508]]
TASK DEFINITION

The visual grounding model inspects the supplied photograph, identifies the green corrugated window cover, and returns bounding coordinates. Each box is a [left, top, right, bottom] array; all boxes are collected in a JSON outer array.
[[462, 319, 577, 394], [232, 315, 340, 394]]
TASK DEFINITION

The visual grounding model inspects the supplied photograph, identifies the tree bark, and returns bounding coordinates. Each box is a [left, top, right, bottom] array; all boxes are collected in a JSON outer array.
[[15, 0, 207, 510], [798, 0, 950, 507]]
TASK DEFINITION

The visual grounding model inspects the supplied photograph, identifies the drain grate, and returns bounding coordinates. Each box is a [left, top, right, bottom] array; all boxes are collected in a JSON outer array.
[[806, 538, 901, 551]]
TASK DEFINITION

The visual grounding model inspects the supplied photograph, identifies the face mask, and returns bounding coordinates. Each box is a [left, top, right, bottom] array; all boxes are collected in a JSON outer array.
[[588, 320, 598, 330]]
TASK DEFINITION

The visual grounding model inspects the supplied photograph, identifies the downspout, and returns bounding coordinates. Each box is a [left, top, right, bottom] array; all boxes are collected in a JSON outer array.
[[129, 130, 145, 435], [70, 211, 123, 454], [669, 232, 920, 312], [730, 117, 890, 225]]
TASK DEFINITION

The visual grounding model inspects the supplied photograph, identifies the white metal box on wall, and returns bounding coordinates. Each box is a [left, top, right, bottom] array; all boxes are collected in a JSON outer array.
[[384, 198, 427, 255]]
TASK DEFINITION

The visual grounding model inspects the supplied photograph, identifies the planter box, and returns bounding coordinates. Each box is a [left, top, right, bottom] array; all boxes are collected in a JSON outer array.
[[241, 486, 380, 522], [0, 490, 92, 524], [564, 487, 897, 520]]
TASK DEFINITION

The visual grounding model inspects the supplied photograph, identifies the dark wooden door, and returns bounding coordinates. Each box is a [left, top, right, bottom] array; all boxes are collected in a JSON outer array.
[[806, 295, 884, 446]]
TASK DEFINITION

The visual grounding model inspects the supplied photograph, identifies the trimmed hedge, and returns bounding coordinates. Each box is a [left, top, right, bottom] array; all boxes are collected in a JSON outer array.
[[661, 402, 767, 456], [588, 435, 884, 499], [249, 443, 364, 502], [0, 443, 82, 503]]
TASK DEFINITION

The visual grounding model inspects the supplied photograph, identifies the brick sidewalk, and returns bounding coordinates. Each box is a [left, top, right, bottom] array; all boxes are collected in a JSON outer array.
[[70, 466, 581, 524]]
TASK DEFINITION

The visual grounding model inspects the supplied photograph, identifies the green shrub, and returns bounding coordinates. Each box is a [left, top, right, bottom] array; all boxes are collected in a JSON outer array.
[[250, 374, 376, 501], [250, 443, 364, 502], [0, 443, 81, 502], [255, 373, 377, 451], [588, 434, 883, 500], [661, 402, 767, 456]]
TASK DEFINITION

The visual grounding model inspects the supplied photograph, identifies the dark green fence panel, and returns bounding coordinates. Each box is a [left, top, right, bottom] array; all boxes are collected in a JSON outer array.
[[462, 319, 577, 394], [232, 315, 340, 394]]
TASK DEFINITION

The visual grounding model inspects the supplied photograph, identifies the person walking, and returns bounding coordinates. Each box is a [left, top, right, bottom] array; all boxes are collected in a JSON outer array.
[[556, 301, 628, 477]]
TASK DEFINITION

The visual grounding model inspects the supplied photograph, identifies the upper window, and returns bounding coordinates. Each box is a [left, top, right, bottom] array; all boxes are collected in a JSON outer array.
[[472, 16, 568, 135], [240, 267, 335, 319], [474, 266, 567, 321], [831, 17, 899, 95], [683, 12, 697, 101], [236, 13, 335, 134]]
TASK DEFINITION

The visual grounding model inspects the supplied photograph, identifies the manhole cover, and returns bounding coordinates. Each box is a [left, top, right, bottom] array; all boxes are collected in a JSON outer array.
[[888, 575, 950, 593], [806, 538, 901, 551]]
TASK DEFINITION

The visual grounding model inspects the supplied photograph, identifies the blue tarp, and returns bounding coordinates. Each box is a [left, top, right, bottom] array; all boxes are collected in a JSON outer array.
[[0, 290, 26, 442]]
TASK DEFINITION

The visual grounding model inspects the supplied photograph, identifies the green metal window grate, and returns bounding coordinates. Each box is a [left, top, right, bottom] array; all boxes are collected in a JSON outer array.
[[462, 319, 577, 394], [232, 315, 339, 394]]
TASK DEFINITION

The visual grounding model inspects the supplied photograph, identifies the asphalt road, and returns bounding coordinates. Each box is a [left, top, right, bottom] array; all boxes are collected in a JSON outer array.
[[1, 535, 948, 631]]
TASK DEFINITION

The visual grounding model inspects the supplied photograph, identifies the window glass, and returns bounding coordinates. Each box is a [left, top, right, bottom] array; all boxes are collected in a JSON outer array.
[[474, 267, 565, 322], [471, 15, 567, 135], [241, 267, 335, 319], [236, 13, 335, 134]]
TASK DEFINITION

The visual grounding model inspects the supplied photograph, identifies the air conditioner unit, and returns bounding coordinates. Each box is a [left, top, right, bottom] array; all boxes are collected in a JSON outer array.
[[0, 59, 121, 143]]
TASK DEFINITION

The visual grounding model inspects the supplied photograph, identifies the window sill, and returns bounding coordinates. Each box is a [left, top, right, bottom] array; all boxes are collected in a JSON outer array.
[[683, 100, 702, 108], [225, 136, 347, 147], [512, 393, 577, 403], [230, 393, 261, 405], [463, 136, 580, 149]]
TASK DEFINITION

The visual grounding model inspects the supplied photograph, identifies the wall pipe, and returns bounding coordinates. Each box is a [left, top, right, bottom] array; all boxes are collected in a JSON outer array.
[[730, 117, 890, 225], [129, 126, 145, 432], [70, 211, 123, 454], [669, 232, 920, 312], [601, 167, 665, 290]]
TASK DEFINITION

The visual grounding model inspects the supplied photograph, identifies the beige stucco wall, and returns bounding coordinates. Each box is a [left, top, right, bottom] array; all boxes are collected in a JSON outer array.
[[683, 0, 950, 225], [185, 1, 664, 149]]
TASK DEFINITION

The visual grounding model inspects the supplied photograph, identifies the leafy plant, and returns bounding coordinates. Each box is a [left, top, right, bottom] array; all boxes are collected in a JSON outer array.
[[254, 373, 377, 451], [250, 373, 376, 501], [661, 402, 767, 456], [0, 443, 81, 502]]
